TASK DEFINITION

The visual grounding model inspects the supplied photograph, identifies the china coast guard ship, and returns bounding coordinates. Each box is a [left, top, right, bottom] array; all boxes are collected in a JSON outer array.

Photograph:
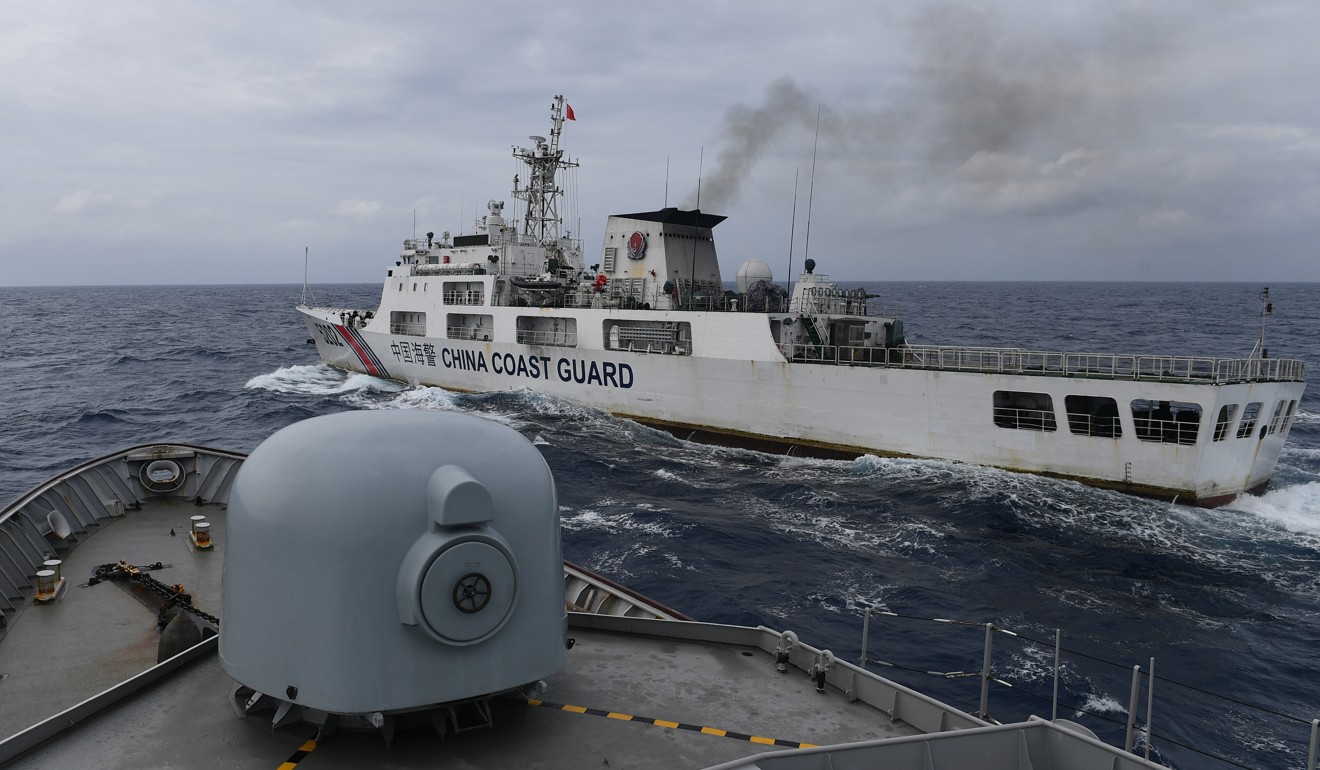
[[299, 96, 1307, 507]]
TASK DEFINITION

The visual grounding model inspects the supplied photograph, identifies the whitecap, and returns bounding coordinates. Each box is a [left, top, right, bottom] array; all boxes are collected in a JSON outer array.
[[561, 507, 679, 538], [1222, 481, 1320, 536], [244, 364, 402, 396], [1077, 693, 1127, 717], [343, 384, 458, 412]]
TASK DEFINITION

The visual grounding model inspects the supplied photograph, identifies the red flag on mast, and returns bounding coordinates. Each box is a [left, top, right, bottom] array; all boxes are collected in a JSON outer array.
[[565, 103, 576, 121]]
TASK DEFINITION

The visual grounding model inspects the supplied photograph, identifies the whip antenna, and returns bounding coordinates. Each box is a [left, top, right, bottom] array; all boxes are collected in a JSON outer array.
[[665, 155, 670, 208], [688, 147, 704, 305], [786, 165, 800, 305], [802, 106, 821, 274], [1251, 287, 1274, 359], [300, 247, 318, 307]]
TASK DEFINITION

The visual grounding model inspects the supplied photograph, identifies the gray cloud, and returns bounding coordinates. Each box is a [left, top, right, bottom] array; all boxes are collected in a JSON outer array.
[[2, 1, 1319, 285]]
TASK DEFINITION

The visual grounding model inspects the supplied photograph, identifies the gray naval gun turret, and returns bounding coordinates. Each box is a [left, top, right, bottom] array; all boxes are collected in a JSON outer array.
[[219, 410, 566, 740]]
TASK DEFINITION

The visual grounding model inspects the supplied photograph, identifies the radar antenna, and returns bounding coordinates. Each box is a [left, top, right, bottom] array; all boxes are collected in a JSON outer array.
[[511, 95, 578, 246]]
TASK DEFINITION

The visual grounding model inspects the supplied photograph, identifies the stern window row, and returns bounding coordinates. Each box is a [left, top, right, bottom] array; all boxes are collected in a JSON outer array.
[[995, 392, 1299, 445]]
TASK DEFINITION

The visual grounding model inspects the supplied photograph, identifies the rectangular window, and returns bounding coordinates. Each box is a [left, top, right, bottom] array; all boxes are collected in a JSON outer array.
[[1282, 400, 1298, 432], [442, 281, 486, 306], [1064, 395, 1121, 438], [1212, 404, 1238, 442], [446, 313, 494, 341], [993, 391, 1057, 432], [390, 311, 426, 337], [1236, 402, 1262, 439], [1131, 400, 1201, 445], [516, 316, 578, 347], [1267, 401, 1287, 434]]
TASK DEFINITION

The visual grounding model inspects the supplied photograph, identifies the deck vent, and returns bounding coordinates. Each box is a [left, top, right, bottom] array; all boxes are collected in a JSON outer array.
[[220, 410, 565, 738]]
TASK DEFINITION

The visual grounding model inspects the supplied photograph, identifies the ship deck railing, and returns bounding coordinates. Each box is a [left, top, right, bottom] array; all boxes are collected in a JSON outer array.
[[487, 287, 901, 318], [515, 329, 578, 347], [779, 342, 1306, 384], [390, 322, 426, 337]]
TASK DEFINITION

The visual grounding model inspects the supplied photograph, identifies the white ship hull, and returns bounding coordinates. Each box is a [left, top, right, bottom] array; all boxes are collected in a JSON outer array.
[[297, 96, 1306, 507], [300, 304, 1304, 506]]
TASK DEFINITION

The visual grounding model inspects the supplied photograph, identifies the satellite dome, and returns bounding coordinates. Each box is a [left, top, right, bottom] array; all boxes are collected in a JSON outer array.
[[735, 260, 774, 293]]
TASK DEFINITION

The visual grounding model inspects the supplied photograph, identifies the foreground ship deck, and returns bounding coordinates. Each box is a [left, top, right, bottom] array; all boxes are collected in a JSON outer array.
[[300, 96, 1307, 506], [0, 441, 1178, 769]]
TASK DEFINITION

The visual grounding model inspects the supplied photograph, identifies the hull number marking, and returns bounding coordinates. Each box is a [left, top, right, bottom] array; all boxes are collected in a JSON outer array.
[[313, 323, 344, 347]]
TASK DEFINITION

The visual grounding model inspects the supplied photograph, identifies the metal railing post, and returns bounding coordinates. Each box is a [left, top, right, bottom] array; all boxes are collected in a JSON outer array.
[[1124, 664, 1142, 752], [979, 623, 994, 720], [1051, 629, 1061, 721], [859, 608, 872, 668], [1144, 657, 1156, 760], [1308, 718, 1318, 770]]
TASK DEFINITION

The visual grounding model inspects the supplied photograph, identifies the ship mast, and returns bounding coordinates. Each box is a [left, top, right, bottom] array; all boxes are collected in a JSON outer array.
[[1250, 286, 1273, 359], [511, 95, 578, 246]]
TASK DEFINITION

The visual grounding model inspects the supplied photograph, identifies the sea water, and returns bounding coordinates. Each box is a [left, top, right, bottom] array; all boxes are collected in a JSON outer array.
[[1, 281, 1317, 769]]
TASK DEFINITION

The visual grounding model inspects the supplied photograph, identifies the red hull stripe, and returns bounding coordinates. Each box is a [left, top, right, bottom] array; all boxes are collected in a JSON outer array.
[[334, 324, 389, 378]]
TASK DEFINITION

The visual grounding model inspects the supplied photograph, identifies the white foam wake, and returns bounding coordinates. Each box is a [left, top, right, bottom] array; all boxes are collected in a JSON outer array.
[[365, 385, 459, 412], [1223, 481, 1320, 536], [245, 364, 402, 396]]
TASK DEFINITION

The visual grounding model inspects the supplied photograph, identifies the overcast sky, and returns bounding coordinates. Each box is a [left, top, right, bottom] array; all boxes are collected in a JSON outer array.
[[4, 1, 1319, 286]]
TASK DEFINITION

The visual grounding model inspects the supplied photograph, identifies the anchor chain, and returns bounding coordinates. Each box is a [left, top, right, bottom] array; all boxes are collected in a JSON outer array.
[[89, 560, 220, 627]]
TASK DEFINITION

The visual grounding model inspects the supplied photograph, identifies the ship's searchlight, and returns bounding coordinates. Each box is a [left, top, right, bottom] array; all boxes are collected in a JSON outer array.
[[220, 410, 565, 738]]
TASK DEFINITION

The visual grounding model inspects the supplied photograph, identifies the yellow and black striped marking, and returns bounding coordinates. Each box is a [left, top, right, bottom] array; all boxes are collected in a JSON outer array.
[[276, 738, 318, 769], [527, 698, 817, 749]]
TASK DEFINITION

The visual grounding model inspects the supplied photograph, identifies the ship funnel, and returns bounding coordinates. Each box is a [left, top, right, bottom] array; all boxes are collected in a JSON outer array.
[[220, 411, 566, 739]]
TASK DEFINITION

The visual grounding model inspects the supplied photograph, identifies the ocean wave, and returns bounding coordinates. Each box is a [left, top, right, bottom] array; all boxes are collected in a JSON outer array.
[[581, 544, 660, 582], [807, 579, 898, 615], [561, 506, 681, 539], [73, 409, 130, 425], [1001, 642, 1061, 685], [1223, 482, 1320, 537], [362, 385, 459, 412], [759, 503, 948, 559], [244, 364, 403, 396], [498, 388, 605, 421], [1076, 693, 1127, 718]]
